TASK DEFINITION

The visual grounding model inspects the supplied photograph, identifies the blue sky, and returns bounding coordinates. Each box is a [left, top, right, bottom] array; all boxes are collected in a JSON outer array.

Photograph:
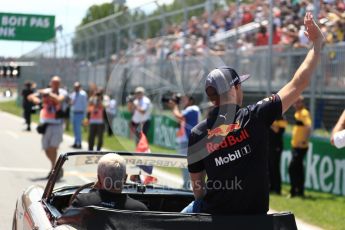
[[0, 0, 172, 58]]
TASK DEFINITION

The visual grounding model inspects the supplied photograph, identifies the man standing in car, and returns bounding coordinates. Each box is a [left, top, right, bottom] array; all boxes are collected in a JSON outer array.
[[182, 12, 323, 214], [28, 76, 67, 179]]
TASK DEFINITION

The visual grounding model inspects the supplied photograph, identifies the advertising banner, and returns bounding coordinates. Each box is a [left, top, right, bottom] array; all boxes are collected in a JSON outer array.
[[0, 12, 55, 41], [281, 136, 345, 196], [112, 111, 178, 149]]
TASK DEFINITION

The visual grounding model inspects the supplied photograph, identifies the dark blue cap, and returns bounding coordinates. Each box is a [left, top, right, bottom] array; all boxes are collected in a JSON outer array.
[[205, 66, 250, 94]]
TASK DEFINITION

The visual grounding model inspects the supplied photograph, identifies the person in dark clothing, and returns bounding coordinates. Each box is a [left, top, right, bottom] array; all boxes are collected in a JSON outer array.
[[182, 12, 323, 214], [21, 81, 35, 131], [268, 116, 287, 194], [70, 153, 148, 211], [71, 189, 148, 211], [289, 96, 311, 198]]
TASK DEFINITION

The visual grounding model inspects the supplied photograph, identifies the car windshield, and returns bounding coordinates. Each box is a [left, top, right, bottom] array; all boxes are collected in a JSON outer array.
[[53, 152, 188, 192]]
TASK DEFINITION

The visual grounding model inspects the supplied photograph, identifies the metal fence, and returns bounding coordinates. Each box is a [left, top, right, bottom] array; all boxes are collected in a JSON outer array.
[[18, 0, 345, 131]]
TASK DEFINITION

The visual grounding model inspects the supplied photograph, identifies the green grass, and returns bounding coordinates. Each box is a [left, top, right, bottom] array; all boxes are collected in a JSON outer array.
[[0, 100, 34, 119], [270, 185, 345, 230]]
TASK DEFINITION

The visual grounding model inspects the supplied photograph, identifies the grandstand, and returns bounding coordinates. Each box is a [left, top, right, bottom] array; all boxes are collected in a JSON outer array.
[[18, 0, 345, 131]]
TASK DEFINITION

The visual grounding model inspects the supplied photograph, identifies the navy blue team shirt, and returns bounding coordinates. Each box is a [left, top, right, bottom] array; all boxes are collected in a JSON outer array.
[[187, 94, 282, 215]]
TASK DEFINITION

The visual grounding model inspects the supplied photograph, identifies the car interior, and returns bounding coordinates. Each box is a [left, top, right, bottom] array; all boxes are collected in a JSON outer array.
[[49, 183, 195, 214]]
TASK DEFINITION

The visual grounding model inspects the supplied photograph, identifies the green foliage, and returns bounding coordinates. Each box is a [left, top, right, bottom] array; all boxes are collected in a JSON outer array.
[[147, 0, 206, 37], [79, 3, 115, 27]]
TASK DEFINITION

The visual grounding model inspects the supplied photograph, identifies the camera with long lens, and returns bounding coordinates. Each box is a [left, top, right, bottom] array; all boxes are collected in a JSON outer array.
[[126, 94, 135, 103], [161, 92, 181, 104]]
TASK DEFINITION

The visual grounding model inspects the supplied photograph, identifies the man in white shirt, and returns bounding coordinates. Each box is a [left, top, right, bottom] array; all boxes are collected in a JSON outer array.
[[130, 87, 152, 144], [70, 82, 88, 149]]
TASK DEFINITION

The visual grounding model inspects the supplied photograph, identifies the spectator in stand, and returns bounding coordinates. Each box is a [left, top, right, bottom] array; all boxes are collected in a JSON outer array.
[[281, 24, 299, 46], [223, 10, 234, 31], [188, 16, 201, 36], [70, 82, 88, 149], [328, 21, 344, 43], [273, 24, 282, 45], [242, 6, 254, 25], [256, 25, 269, 46], [297, 25, 310, 48], [254, 6, 266, 23]]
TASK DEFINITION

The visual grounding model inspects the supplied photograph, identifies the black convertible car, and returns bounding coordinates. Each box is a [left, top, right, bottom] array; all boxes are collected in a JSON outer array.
[[12, 151, 297, 230]]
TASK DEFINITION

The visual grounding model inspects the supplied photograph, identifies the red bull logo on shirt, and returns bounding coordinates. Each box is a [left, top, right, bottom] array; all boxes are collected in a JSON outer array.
[[206, 129, 250, 153], [207, 123, 241, 139]]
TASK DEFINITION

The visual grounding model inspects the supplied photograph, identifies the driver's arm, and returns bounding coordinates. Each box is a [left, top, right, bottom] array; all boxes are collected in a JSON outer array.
[[277, 12, 324, 114], [190, 171, 206, 199]]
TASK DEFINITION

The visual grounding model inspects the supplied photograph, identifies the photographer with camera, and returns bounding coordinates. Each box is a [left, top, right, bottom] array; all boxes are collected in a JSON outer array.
[[87, 89, 106, 151], [27, 76, 67, 180], [129, 87, 152, 144], [167, 94, 201, 188]]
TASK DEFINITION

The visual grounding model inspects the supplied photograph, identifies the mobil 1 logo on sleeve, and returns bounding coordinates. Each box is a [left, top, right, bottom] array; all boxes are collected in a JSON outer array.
[[0, 12, 55, 42]]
